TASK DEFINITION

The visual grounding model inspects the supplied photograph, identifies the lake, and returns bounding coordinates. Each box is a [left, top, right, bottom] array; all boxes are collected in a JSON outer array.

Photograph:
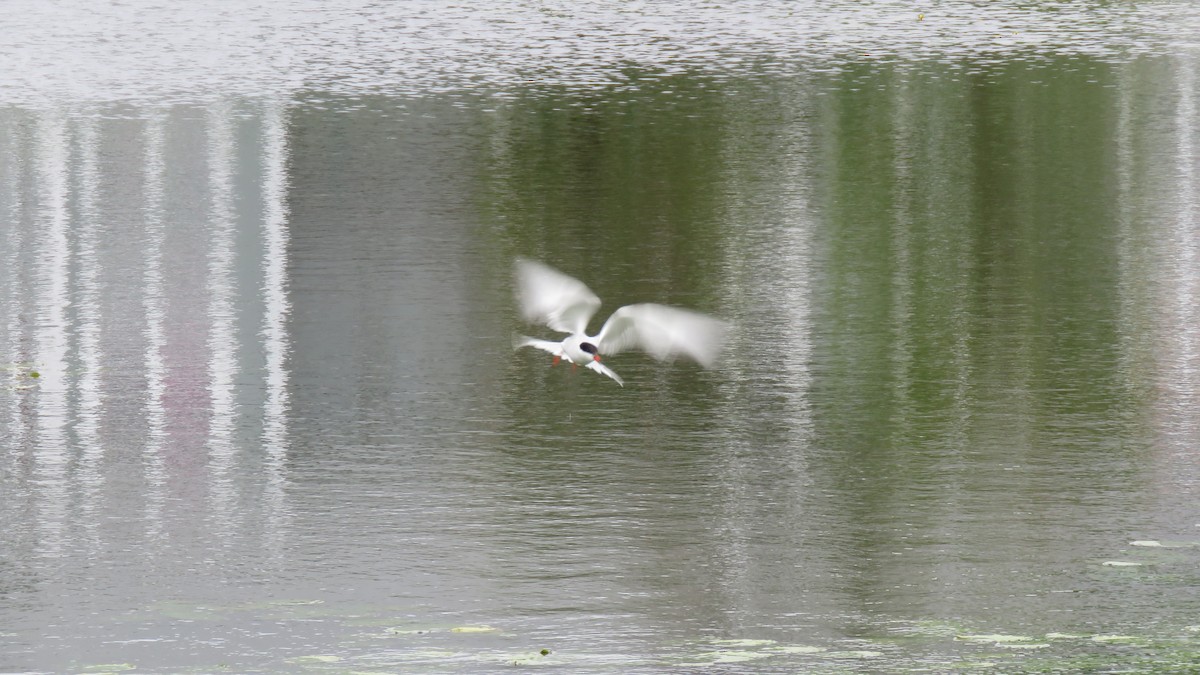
[[2, 1, 1200, 672]]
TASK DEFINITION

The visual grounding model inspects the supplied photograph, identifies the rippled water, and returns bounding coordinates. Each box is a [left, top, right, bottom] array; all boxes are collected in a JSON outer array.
[[3, 2, 1200, 673], [4, 0, 1200, 106]]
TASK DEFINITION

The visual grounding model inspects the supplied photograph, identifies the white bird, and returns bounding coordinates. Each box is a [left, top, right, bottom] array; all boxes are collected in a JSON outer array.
[[513, 258, 728, 386]]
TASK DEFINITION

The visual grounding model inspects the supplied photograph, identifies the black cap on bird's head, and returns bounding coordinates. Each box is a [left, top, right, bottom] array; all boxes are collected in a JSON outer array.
[[579, 342, 600, 360]]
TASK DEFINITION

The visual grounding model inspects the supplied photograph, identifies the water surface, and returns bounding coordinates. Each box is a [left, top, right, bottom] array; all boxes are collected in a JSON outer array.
[[2, 2, 1200, 672]]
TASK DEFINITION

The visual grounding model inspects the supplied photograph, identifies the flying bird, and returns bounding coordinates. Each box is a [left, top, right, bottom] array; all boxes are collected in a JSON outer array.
[[513, 258, 728, 386]]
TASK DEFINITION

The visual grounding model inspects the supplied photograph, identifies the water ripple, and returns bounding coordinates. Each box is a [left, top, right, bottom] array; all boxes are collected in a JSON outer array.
[[1, 0, 1196, 107]]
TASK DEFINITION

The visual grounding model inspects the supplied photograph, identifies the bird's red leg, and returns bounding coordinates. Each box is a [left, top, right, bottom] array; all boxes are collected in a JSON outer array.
[[552, 355, 560, 367]]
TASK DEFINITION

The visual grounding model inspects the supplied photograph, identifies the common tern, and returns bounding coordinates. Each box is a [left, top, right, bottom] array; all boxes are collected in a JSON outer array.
[[513, 258, 728, 386]]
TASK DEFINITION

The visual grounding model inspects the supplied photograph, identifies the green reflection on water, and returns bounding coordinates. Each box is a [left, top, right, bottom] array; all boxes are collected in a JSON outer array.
[[480, 71, 731, 309], [474, 53, 1195, 636], [4, 41, 1197, 674]]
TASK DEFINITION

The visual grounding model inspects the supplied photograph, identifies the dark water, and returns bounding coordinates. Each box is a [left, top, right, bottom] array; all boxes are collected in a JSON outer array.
[[3, 2, 1200, 672]]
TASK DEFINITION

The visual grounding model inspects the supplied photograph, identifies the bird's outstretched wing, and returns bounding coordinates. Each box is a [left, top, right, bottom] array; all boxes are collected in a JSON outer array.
[[515, 258, 601, 335], [585, 359, 624, 386], [596, 303, 728, 368], [513, 335, 563, 356]]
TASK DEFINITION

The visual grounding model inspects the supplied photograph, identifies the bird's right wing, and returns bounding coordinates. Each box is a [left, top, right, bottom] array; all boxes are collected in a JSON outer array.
[[596, 303, 728, 368], [515, 258, 602, 335]]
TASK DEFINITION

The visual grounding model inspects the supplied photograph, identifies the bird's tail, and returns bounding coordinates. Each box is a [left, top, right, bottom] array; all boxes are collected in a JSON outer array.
[[586, 359, 624, 386]]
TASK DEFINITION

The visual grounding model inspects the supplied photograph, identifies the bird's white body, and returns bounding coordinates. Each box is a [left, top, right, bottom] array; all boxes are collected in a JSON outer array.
[[559, 334, 595, 367], [513, 258, 728, 386]]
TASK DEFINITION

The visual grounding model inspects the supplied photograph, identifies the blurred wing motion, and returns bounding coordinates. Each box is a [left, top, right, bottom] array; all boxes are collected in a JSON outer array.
[[596, 303, 729, 368], [515, 258, 601, 334]]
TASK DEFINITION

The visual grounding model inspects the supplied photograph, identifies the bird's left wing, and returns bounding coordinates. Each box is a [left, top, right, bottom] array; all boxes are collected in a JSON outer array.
[[596, 303, 728, 368], [515, 258, 601, 335]]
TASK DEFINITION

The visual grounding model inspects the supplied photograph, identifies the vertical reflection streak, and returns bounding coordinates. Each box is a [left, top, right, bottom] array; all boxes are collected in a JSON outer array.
[[142, 111, 168, 547], [1, 114, 28, 461], [206, 102, 238, 537], [711, 85, 818, 624], [1113, 59, 1157, 422], [1114, 62, 1136, 370], [33, 111, 71, 560], [1133, 55, 1200, 497], [890, 81, 915, 442], [260, 100, 292, 554], [1172, 59, 1198, 378], [74, 115, 104, 550], [1167, 57, 1199, 436]]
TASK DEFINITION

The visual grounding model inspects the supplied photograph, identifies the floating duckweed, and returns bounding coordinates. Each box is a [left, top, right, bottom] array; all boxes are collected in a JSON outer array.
[[1046, 632, 1090, 640], [674, 649, 773, 667], [450, 625, 498, 633], [680, 638, 829, 665], [705, 650, 772, 663], [385, 627, 429, 635], [286, 655, 341, 663], [385, 624, 500, 636], [767, 645, 826, 654], [710, 638, 777, 647], [998, 642, 1049, 650], [28, 371, 39, 378], [955, 634, 1034, 644], [1132, 540, 1196, 549], [509, 650, 563, 666], [827, 650, 884, 659], [1092, 634, 1140, 643]]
